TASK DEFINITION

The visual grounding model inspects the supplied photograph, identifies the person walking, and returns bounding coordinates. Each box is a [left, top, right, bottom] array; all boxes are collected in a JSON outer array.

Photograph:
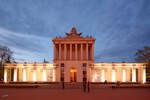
[[87, 81, 90, 93], [83, 81, 86, 92]]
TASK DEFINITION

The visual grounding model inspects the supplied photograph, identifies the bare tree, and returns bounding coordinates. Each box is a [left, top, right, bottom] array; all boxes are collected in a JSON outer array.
[[0, 45, 14, 65], [135, 46, 150, 81], [0, 45, 14, 81]]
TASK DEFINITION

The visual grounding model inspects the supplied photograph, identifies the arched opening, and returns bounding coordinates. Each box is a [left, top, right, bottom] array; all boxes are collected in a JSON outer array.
[[70, 67, 77, 82]]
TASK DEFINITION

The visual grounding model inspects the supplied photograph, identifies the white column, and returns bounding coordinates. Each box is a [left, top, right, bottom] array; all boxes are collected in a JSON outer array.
[[112, 69, 116, 82], [132, 69, 136, 82], [43, 70, 46, 82], [86, 43, 88, 60], [23, 69, 26, 82], [33, 70, 36, 82], [101, 69, 105, 82], [64, 43, 66, 60], [13, 68, 17, 82], [122, 69, 126, 82], [81, 44, 83, 60], [143, 68, 146, 83], [4, 68, 7, 83], [75, 44, 78, 60], [70, 44, 72, 60], [59, 44, 61, 60]]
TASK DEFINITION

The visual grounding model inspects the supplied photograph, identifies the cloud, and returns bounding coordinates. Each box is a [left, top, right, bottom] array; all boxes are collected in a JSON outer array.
[[0, 27, 53, 62], [0, 0, 150, 62]]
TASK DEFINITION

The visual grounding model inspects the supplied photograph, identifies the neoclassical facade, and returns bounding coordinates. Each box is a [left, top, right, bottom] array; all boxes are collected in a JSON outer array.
[[4, 28, 146, 83]]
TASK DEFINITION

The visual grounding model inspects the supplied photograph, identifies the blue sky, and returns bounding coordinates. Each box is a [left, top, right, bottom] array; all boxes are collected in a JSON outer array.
[[0, 0, 150, 63]]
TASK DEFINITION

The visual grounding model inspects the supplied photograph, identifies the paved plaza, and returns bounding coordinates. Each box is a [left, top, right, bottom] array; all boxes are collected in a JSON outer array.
[[0, 88, 150, 100]]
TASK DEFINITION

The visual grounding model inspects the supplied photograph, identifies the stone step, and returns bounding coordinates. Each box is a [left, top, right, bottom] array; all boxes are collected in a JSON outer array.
[[1, 83, 150, 89]]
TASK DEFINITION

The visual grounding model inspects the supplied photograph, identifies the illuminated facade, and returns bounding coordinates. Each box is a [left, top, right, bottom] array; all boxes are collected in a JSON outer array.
[[4, 28, 146, 83]]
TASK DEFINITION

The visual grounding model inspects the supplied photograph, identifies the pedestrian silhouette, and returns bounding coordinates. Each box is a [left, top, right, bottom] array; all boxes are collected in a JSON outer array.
[[87, 81, 90, 92], [62, 81, 64, 89], [83, 81, 86, 92]]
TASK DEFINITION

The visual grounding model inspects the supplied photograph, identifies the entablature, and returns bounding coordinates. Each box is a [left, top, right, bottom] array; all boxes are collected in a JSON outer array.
[[4, 63, 56, 69], [93, 63, 146, 69]]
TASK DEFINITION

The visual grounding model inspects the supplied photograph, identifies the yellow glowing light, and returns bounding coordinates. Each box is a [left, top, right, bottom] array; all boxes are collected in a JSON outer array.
[[33, 70, 36, 82], [132, 69, 136, 82], [4, 69, 7, 83], [112, 70, 116, 82], [93, 74, 98, 82], [122, 69, 126, 82], [92, 70, 101, 82], [52, 69, 55, 82], [43, 70, 46, 82], [143, 69, 146, 83], [23, 69, 26, 82], [101, 69, 105, 82], [13, 69, 17, 82]]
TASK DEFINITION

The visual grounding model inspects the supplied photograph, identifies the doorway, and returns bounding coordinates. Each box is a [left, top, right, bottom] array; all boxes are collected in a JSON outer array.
[[70, 67, 77, 82]]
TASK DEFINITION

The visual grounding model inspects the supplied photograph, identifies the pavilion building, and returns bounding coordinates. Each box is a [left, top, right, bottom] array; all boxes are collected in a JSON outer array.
[[4, 28, 146, 83]]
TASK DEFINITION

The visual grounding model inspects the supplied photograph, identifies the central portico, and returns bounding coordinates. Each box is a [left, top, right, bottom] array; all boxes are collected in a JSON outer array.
[[53, 27, 95, 82]]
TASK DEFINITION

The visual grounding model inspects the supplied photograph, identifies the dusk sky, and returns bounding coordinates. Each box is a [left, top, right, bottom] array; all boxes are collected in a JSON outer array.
[[0, 0, 150, 63]]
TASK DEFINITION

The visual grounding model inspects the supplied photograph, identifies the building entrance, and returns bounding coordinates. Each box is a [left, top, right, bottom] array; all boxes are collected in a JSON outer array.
[[70, 67, 77, 82]]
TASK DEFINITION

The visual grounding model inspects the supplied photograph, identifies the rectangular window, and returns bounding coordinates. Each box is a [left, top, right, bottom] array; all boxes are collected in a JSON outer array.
[[83, 63, 87, 67], [61, 63, 64, 67], [83, 71, 86, 74]]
